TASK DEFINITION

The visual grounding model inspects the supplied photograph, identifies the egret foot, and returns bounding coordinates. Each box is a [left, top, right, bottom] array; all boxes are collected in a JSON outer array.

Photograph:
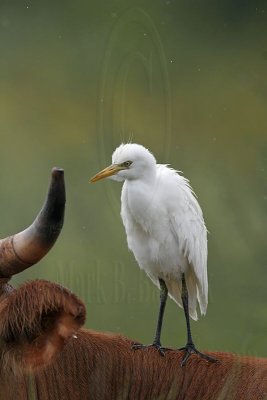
[[179, 343, 218, 367], [132, 342, 171, 357]]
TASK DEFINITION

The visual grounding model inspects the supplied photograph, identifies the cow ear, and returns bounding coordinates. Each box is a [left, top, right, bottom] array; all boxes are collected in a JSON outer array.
[[0, 280, 86, 372]]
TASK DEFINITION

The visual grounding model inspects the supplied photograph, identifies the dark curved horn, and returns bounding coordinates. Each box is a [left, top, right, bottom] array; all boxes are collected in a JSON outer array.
[[0, 167, 65, 278]]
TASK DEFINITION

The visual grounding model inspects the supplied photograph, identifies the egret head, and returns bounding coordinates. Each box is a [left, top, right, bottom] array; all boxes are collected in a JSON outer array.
[[90, 143, 157, 183]]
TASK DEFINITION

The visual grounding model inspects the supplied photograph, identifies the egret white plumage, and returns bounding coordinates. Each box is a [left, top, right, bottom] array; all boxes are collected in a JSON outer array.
[[90, 143, 216, 366]]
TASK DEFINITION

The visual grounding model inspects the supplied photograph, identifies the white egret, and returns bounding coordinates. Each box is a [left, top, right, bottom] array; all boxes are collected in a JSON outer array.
[[90, 143, 216, 366]]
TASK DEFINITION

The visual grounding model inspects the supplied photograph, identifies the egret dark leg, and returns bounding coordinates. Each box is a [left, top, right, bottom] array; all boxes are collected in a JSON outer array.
[[132, 278, 171, 356], [179, 273, 218, 366], [152, 278, 169, 350]]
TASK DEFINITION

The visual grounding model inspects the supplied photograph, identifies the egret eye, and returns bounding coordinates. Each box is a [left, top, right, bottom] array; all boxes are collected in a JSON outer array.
[[123, 161, 132, 168]]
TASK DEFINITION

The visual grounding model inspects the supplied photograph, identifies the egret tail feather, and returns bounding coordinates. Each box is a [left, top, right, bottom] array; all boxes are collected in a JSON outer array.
[[165, 277, 198, 321]]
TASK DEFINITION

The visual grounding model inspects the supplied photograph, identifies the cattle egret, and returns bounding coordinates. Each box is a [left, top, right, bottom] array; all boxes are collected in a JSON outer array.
[[90, 143, 216, 366]]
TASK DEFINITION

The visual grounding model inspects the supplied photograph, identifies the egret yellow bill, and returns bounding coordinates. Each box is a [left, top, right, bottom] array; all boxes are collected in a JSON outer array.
[[90, 143, 216, 366]]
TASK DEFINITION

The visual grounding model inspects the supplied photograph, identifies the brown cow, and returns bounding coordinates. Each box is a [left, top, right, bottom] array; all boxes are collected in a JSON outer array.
[[0, 169, 267, 400]]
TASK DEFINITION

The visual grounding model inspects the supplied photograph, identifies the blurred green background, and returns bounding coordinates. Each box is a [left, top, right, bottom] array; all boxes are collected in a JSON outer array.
[[1, 0, 267, 357]]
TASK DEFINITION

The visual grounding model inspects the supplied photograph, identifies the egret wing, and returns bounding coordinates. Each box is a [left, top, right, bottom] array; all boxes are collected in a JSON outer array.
[[165, 169, 208, 317]]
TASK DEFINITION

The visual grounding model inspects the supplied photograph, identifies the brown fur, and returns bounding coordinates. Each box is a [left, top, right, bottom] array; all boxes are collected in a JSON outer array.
[[0, 280, 85, 374], [0, 280, 267, 400], [33, 329, 267, 400]]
